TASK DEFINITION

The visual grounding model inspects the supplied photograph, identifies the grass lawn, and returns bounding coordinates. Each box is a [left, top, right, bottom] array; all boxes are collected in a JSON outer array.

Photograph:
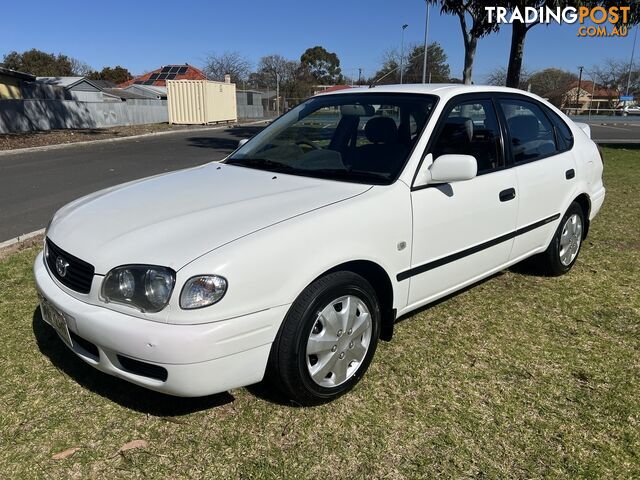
[[0, 147, 638, 479]]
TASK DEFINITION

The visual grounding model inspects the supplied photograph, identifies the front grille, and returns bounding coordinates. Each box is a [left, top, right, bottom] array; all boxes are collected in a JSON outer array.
[[45, 239, 95, 294]]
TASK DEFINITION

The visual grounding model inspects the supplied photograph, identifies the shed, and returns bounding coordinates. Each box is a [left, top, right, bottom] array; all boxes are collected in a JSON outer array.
[[167, 79, 237, 124], [123, 84, 167, 100], [237, 89, 264, 119]]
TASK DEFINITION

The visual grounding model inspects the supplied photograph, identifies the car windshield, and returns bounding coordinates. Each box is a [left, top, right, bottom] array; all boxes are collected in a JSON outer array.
[[226, 92, 437, 184]]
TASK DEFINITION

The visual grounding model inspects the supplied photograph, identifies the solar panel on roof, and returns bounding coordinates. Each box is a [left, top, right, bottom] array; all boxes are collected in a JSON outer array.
[[177, 66, 188, 74], [169, 66, 180, 73], [166, 73, 177, 80], [157, 73, 168, 80], [149, 73, 160, 80], [134, 80, 143, 84], [161, 66, 172, 73], [143, 80, 155, 85]]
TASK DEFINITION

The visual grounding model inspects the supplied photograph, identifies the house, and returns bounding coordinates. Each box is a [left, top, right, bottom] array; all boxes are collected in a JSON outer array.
[[0, 66, 36, 99], [563, 80, 619, 113], [119, 64, 206, 88], [36, 77, 107, 102]]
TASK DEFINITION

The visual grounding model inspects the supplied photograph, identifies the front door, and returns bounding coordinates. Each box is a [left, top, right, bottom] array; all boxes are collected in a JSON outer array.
[[404, 97, 518, 309]]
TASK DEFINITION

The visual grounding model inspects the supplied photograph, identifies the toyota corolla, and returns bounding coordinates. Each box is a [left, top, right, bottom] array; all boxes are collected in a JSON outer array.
[[35, 85, 605, 405]]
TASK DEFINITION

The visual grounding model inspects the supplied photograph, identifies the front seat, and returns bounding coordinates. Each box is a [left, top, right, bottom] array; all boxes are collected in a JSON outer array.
[[507, 115, 555, 161], [352, 116, 407, 174]]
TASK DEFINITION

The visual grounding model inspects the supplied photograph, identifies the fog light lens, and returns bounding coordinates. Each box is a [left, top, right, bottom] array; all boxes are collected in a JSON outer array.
[[180, 275, 227, 309]]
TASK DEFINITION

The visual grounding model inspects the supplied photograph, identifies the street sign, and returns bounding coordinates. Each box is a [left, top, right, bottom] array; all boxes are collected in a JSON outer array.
[[620, 95, 634, 101]]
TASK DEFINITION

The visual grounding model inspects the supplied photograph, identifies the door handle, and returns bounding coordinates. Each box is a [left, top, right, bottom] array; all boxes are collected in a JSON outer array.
[[566, 169, 575, 179], [499, 188, 516, 202]]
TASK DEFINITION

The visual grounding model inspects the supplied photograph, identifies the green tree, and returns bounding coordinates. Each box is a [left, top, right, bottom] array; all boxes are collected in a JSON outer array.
[[528, 68, 578, 106], [405, 42, 451, 83], [87, 66, 132, 84], [2, 49, 74, 76], [427, 0, 499, 84], [300, 46, 343, 84]]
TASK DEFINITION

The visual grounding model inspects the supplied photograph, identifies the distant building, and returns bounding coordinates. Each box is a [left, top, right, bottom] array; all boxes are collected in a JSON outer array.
[[563, 81, 619, 113], [36, 77, 107, 102], [119, 64, 206, 88], [313, 85, 352, 95], [0, 66, 36, 99], [122, 84, 167, 100]]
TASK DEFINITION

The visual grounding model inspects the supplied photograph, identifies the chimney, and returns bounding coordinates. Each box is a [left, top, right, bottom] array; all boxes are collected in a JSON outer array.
[[224, 74, 231, 84]]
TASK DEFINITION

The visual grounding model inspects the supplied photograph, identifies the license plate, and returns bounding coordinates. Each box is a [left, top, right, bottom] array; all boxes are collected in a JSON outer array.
[[39, 294, 73, 348]]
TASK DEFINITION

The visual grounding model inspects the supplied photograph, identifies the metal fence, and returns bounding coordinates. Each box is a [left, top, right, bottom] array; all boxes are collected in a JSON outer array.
[[0, 99, 168, 134]]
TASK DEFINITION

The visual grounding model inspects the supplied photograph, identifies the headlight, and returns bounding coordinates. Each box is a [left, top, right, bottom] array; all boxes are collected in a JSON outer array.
[[180, 275, 227, 309], [102, 265, 175, 313]]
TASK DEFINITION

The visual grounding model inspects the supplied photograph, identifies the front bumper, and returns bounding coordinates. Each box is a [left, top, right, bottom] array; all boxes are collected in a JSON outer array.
[[34, 251, 289, 396]]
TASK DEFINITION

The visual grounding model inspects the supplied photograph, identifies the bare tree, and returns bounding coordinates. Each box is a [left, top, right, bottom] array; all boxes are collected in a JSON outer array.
[[486, 65, 531, 88], [69, 58, 94, 76], [203, 51, 251, 84]]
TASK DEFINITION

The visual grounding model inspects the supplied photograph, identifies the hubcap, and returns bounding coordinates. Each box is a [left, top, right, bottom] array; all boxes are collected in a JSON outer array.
[[559, 213, 582, 266], [306, 295, 372, 388]]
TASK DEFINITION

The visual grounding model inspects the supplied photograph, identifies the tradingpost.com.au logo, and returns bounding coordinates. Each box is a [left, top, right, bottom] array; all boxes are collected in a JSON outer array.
[[485, 5, 631, 37]]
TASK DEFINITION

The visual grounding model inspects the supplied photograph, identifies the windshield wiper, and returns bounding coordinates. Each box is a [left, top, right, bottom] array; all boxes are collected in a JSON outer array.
[[225, 157, 295, 172], [305, 168, 391, 183]]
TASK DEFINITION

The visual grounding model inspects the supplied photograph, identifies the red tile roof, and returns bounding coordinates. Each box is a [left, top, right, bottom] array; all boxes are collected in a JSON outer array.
[[568, 80, 618, 98], [118, 64, 207, 88]]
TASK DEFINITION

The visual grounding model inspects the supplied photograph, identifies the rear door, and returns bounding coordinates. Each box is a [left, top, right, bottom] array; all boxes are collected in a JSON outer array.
[[497, 96, 577, 261]]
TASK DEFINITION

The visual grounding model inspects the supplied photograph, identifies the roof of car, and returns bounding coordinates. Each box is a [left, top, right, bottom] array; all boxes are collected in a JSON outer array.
[[316, 83, 532, 97]]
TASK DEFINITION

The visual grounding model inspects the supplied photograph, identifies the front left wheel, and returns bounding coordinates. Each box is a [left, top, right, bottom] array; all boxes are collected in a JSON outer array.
[[267, 271, 381, 406]]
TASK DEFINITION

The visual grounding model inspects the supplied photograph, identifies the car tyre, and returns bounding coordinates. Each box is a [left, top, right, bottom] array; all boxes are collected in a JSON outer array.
[[267, 271, 381, 406], [534, 202, 585, 276]]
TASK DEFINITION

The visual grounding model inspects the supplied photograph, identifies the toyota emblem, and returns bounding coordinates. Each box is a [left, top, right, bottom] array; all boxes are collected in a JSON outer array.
[[55, 256, 69, 277]]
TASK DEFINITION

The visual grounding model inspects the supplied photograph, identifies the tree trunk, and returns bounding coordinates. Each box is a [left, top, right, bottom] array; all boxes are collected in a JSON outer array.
[[506, 21, 528, 88], [463, 37, 477, 85]]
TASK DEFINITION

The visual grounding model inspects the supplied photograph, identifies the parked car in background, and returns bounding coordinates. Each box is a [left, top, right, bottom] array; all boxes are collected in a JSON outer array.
[[615, 105, 640, 116], [35, 84, 605, 405]]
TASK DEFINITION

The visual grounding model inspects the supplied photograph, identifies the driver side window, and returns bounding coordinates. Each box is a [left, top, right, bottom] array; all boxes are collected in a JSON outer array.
[[431, 99, 503, 174]]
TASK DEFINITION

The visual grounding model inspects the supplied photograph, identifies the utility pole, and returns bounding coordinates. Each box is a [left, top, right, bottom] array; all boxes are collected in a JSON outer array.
[[576, 66, 584, 115], [624, 24, 638, 105], [400, 24, 408, 84], [358, 68, 363, 85], [422, 2, 430, 83], [276, 73, 280, 117]]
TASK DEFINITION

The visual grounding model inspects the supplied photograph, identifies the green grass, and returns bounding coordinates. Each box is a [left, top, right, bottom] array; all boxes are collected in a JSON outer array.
[[1, 147, 638, 479]]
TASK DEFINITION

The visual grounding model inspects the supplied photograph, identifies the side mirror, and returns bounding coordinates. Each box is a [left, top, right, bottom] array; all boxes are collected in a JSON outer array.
[[414, 153, 477, 187], [238, 138, 249, 148]]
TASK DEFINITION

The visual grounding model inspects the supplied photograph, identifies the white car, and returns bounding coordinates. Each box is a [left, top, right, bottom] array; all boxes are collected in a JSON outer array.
[[35, 85, 605, 405]]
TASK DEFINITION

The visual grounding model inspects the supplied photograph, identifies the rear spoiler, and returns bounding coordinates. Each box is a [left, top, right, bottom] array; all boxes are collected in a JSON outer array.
[[574, 122, 591, 138]]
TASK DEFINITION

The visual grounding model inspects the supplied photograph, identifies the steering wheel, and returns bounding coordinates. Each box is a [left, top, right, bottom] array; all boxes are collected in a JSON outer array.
[[295, 140, 320, 151]]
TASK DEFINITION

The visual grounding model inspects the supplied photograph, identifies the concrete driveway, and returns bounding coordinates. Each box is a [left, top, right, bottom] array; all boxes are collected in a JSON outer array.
[[0, 125, 264, 243]]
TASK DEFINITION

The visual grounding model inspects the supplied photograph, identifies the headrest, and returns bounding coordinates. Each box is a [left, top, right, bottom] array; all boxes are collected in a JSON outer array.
[[508, 115, 539, 142], [340, 104, 375, 116], [441, 117, 473, 143], [365, 116, 398, 144]]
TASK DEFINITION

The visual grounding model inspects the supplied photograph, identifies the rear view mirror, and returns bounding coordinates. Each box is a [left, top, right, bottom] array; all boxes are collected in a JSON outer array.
[[429, 154, 477, 183], [238, 138, 249, 148]]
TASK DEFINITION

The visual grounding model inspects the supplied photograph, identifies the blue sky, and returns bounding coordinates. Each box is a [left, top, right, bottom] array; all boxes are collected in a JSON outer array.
[[1, 0, 637, 82]]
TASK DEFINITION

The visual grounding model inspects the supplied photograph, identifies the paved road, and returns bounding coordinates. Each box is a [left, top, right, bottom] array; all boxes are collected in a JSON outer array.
[[0, 125, 264, 242], [583, 120, 640, 144]]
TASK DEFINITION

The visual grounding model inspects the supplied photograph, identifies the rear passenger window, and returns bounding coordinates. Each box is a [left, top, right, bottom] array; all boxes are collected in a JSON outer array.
[[499, 99, 557, 163], [431, 100, 503, 174]]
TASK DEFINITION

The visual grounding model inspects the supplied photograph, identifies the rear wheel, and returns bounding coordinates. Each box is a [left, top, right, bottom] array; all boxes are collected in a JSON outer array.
[[534, 202, 584, 276], [267, 271, 380, 405]]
